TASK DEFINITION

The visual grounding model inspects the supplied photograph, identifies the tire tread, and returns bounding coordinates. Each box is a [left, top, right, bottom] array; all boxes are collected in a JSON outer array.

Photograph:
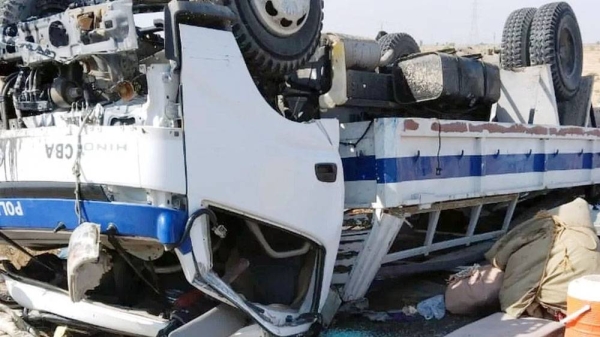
[[529, 2, 583, 101], [378, 32, 420, 67], [227, 0, 323, 78], [501, 7, 536, 69]]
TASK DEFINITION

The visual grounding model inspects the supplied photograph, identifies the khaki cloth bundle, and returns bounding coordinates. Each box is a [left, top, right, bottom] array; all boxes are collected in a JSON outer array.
[[485, 198, 600, 318]]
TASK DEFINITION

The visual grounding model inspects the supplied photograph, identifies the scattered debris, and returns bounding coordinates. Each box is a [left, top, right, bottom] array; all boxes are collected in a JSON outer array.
[[338, 298, 369, 314], [53, 326, 68, 337], [0, 303, 39, 337], [338, 297, 419, 323], [360, 305, 419, 323], [448, 264, 482, 283], [445, 264, 503, 316], [361, 312, 390, 323], [416, 295, 445, 320]]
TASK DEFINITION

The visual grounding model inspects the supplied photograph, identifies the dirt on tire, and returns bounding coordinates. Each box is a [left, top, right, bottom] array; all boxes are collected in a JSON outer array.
[[501, 7, 536, 69], [529, 2, 583, 101]]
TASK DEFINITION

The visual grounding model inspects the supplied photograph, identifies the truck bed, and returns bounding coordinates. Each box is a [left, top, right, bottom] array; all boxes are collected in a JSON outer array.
[[341, 117, 600, 208]]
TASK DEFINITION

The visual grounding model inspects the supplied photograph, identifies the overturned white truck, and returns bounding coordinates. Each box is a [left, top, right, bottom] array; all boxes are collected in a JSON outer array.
[[0, 0, 594, 336]]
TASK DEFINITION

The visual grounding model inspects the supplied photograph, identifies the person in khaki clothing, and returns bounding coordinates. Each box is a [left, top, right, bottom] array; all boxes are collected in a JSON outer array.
[[485, 198, 600, 320]]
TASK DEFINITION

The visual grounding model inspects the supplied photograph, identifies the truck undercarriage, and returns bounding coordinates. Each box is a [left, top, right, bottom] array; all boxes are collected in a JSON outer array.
[[0, 0, 593, 336]]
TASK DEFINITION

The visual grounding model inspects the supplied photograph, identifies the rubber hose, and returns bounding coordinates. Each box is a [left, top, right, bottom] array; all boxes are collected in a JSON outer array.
[[0, 74, 18, 130], [170, 208, 218, 250]]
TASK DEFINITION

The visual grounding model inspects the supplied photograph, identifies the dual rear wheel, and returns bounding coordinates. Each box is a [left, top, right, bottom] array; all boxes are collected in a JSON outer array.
[[501, 2, 583, 102], [226, 0, 323, 79]]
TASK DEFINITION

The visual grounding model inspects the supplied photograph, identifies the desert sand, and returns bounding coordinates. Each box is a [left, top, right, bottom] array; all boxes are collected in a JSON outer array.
[[584, 44, 600, 106]]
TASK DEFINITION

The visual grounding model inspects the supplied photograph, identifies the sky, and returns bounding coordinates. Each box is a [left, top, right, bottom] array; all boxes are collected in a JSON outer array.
[[321, 0, 600, 45], [134, 0, 600, 45]]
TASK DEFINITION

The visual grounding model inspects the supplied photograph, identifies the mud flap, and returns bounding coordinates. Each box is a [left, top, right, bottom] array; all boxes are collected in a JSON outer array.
[[67, 223, 111, 302]]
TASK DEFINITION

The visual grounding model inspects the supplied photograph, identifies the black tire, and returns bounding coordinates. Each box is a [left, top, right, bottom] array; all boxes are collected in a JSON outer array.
[[501, 7, 537, 69], [375, 31, 388, 41], [529, 2, 583, 101], [227, 0, 323, 78], [378, 32, 420, 67]]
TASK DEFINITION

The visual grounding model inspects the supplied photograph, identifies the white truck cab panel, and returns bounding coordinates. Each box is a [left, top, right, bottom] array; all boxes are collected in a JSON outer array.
[[179, 24, 344, 335]]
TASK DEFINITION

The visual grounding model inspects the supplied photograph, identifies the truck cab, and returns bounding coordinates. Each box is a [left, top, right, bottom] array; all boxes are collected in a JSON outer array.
[[0, 0, 593, 336], [0, 1, 343, 336]]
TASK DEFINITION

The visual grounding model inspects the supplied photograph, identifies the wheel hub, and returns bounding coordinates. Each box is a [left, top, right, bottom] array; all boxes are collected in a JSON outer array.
[[250, 0, 310, 37], [558, 26, 576, 76]]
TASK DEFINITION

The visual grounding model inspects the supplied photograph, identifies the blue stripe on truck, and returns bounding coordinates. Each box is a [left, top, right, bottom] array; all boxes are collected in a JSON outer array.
[[343, 152, 597, 183], [0, 198, 191, 253]]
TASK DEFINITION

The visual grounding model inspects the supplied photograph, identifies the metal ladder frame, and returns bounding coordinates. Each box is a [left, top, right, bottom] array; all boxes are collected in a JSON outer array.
[[338, 194, 519, 302]]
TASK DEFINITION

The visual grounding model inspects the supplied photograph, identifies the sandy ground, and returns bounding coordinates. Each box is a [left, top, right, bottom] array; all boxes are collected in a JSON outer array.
[[0, 246, 36, 268], [322, 273, 482, 337], [0, 245, 59, 271], [584, 44, 600, 106]]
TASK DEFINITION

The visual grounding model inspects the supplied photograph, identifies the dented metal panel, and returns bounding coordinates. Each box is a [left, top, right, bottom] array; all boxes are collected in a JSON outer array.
[[341, 117, 600, 208], [3, 274, 168, 337], [67, 223, 110, 303], [333, 228, 370, 285], [342, 211, 403, 301]]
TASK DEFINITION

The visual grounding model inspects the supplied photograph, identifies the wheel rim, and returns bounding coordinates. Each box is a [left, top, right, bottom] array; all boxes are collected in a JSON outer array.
[[250, 0, 310, 37], [558, 25, 576, 77]]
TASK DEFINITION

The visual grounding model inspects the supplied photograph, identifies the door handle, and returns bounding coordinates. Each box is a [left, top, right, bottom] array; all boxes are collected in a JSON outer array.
[[315, 163, 337, 183]]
